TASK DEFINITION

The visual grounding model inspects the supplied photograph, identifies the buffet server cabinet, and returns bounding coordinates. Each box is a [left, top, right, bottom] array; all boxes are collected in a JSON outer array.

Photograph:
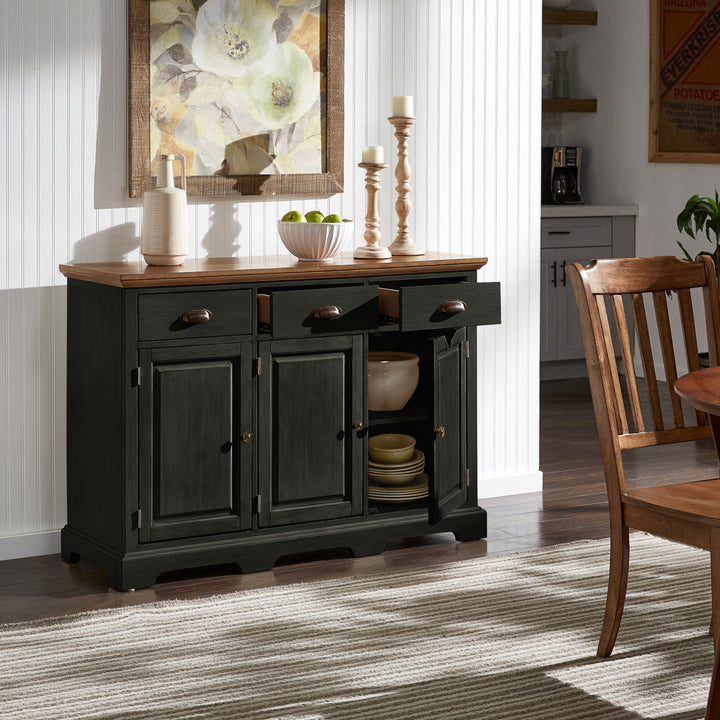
[[60, 254, 501, 590]]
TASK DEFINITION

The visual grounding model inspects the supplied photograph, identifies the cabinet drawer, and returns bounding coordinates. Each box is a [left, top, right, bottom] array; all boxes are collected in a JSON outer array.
[[378, 282, 501, 331], [138, 289, 253, 341], [258, 286, 378, 337], [541, 217, 612, 249]]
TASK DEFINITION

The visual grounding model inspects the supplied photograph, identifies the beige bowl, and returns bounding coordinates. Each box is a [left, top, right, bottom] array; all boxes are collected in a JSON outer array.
[[277, 220, 352, 261], [368, 434, 416, 464], [368, 351, 420, 411]]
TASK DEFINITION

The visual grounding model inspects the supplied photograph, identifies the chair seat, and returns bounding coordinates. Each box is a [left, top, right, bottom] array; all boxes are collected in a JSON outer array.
[[624, 478, 720, 524]]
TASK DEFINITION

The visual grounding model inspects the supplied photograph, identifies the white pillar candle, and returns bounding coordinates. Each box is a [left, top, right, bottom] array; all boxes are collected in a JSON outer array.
[[392, 95, 414, 117], [362, 145, 384, 164]]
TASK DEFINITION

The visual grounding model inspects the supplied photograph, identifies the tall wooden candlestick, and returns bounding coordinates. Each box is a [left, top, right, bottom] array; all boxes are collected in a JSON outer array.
[[388, 116, 424, 255], [355, 163, 391, 259]]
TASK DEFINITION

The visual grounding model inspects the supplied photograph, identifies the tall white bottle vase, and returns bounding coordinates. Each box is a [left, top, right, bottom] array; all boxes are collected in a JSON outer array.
[[141, 154, 189, 266]]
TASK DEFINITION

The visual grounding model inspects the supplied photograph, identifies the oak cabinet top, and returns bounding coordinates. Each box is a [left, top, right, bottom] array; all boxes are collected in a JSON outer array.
[[60, 252, 489, 288]]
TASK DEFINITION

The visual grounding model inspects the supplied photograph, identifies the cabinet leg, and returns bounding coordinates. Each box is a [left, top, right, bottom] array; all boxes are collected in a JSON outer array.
[[351, 539, 387, 558], [118, 573, 161, 591], [61, 548, 81, 563], [238, 554, 277, 573], [452, 527, 485, 542]]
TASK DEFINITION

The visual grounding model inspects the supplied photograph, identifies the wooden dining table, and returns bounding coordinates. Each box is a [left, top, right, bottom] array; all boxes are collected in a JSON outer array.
[[674, 366, 720, 719]]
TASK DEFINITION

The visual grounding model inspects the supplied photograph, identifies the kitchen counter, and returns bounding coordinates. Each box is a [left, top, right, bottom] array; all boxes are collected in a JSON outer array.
[[541, 204, 638, 218]]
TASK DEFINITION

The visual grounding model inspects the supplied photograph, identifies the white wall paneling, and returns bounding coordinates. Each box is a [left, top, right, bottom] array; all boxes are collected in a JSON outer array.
[[0, 0, 541, 559]]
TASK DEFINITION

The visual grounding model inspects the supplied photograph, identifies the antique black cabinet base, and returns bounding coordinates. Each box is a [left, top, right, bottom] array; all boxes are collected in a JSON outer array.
[[61, 506, 487, 591], [59, 254, 500, 591]]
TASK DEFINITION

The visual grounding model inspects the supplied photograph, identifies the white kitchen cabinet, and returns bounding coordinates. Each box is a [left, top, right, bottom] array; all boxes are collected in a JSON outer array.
[[541, 211, 636, 380]]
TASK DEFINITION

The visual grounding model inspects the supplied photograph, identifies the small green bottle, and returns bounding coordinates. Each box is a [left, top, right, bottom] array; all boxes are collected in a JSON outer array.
[[552, 50, 570, 99]]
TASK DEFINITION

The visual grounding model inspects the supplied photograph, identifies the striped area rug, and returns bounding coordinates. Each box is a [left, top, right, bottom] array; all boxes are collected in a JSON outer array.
[[0, 534, 714, 720]]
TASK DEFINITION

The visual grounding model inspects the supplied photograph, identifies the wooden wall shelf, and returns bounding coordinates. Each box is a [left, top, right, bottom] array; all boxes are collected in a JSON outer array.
[[542, 9, 598, 25], [542, 98, 597, 114]]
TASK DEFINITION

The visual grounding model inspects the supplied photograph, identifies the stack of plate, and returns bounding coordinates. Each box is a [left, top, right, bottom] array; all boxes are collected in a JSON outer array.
[[368, 449, 428, 503], [369, 473, 428, 503]]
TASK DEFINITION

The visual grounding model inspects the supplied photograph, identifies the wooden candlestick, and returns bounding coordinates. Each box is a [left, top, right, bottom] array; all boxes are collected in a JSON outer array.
[[354, 162, 391, 259], [387, 116, 424, 256]]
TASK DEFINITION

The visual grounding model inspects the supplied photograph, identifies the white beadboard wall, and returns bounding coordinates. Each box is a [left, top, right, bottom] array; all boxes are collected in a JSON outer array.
[[0, 0, 541, 559]]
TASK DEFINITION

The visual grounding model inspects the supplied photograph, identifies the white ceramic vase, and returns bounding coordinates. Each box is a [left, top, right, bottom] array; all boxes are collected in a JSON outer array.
[[141, 154, 188, 266]]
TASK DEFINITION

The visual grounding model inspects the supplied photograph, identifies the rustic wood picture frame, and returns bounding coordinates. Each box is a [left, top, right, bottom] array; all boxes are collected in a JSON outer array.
[[128, 0, 345, 198], [649, 0, 720, 163]]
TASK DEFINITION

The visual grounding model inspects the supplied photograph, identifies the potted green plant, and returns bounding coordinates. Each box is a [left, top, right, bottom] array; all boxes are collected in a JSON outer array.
[[677, 190, 720, 367], [676, 190, 720, 283]]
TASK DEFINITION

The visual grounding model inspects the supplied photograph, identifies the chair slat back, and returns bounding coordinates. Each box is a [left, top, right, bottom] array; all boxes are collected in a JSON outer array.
[[612, 294, 644, 433], [566, 255, 720, 498], [678, 287, 706, 425], [631, 292, 665, 430], [652, 290, 685, 428]]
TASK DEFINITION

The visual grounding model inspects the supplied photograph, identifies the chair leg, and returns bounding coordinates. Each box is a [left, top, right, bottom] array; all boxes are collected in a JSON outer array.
[[711, 530, 720, 651], [597, 523, 629, 658]]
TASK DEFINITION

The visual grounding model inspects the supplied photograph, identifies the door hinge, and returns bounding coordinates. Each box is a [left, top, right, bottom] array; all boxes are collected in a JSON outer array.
[[255, 495, 262, 513], [137, 508, 142, 529], [133, 367, 142, 386], [255, 357, 262, 376], [465, 341, 471, 359], [466, 469, 471, 487]]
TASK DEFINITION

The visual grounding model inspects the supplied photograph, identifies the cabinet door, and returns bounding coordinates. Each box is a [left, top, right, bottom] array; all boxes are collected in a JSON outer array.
[[138, 343, 253, 542], [540, 248, 559, 362], [541, 246, 608, 361], [258, 335, 364, 527], [430, 328, 467, 524]]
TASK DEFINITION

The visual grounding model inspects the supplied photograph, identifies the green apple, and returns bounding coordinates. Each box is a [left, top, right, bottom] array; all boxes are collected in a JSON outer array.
[[281, 210, 306, 222], [323, 213, 342, 223], [305, 210, 324, 223]]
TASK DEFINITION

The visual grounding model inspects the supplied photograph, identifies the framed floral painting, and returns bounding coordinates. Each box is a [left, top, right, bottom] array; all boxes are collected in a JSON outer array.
[[129, 0, 344, 197]]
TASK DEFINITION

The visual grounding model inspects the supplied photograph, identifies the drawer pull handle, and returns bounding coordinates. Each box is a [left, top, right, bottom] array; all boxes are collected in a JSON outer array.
[[311, 305, 343, 320], [437, 300, 467, 315], [179, 308, 213, 324]]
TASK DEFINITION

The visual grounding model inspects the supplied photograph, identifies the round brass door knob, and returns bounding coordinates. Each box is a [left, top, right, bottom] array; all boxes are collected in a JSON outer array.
[[435, 427, 446, 438], [353, 420, 366, 430], [242, 431, 254, 443]]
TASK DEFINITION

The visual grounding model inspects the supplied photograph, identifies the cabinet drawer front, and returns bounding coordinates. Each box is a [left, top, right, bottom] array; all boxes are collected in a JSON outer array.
[[380, 282, 501, 331], [138, 289, 253, 341], [541, 217, 612, 249], [259, 286, 378, 337]]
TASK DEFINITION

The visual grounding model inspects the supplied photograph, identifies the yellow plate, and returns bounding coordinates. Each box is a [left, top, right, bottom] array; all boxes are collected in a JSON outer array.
[[369, 474, 428, 493], [368, 449, 425, 470], [369, 490, 429, 503]]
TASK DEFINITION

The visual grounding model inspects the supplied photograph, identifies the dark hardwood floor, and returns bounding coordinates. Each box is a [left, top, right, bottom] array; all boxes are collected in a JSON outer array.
[[1, 376, 717, 624]]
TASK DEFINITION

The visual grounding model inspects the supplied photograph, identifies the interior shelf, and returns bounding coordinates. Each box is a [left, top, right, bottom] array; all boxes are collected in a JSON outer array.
[[542, 9, 597, 25], [369, 403, 431, 427], [542, 98, 597, 114]]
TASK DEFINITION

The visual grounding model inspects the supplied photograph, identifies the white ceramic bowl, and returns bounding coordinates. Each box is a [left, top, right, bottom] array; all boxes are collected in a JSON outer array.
[[543, 0, 572, 8], [277, 220, 352, 261], [368, 434, 416, 464], [368, 351, 420, 411]]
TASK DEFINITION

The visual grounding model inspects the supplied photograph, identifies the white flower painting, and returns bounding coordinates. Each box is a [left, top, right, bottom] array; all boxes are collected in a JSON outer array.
[[149, 0, 326, 176]]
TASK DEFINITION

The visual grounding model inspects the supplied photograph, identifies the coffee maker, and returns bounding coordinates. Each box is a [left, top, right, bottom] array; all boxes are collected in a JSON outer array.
[[541, 146, 583, 204]]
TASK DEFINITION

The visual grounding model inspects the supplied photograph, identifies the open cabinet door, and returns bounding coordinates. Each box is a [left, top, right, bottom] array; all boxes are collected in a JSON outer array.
[[430, 328, 468, 524]]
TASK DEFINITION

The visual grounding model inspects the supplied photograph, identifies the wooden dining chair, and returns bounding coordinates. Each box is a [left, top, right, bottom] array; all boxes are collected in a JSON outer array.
[[566, 254, 720, 657]]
